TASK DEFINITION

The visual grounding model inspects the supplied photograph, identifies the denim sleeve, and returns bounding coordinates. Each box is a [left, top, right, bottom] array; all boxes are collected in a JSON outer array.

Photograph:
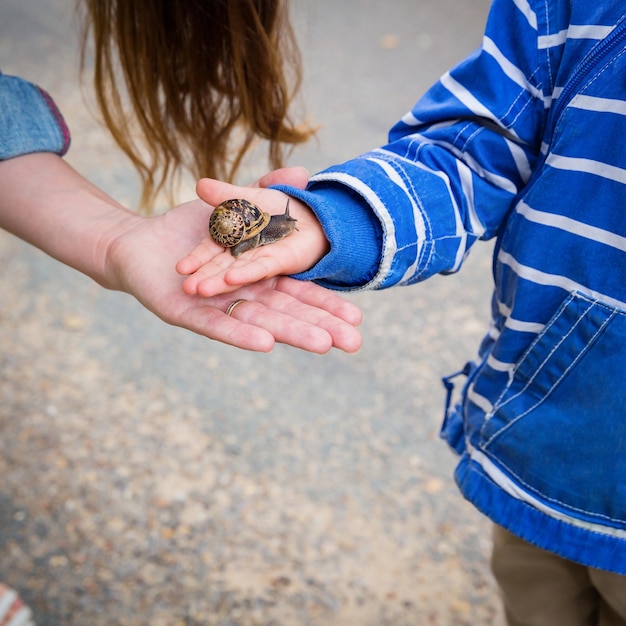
[[0, 71, 71, 160]]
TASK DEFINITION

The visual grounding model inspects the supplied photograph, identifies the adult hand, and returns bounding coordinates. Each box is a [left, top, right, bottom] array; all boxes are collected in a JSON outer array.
[[109, 197, 362, 353]]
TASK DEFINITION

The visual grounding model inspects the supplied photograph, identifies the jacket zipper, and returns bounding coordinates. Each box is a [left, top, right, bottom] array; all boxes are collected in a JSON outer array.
[[546, 14, 626, 141], [492, 14, 626, 267]]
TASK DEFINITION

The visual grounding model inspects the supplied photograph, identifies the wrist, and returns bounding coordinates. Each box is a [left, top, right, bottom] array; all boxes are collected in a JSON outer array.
[[0, 153, 144, 291], [95, 211, 145, 291], [270, 183, 382, 288], [284, 196, 330, 266]]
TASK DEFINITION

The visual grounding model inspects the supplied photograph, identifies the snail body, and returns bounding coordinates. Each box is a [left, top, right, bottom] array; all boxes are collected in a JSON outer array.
[[209, 198, 297, 257]]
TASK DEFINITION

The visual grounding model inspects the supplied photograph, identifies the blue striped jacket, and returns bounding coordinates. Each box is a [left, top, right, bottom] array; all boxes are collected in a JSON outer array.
[[283, 0, 626, 573]]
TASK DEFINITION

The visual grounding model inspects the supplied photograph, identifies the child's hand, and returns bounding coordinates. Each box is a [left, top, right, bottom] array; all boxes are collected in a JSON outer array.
[[176, 177, 329, 298]]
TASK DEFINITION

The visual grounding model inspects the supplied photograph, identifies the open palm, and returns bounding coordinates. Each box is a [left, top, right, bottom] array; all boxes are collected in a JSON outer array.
[[108, 197, 362, 353]]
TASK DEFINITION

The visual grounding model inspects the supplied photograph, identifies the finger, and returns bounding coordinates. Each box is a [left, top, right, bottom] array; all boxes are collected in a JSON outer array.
[[320, 315, 363, 353], [176, 254, 202, 276], [189, 274, 239, 298], [196, 178, 294, 222], [221, 253, 289, 288], [176, 237, 221, 275], [257, 283, 363, 353], [232, 284, 362, 353], [181, 250, 240, 296], [196, 178, 265, 208], [251, 166, 310, 190], [178, 283, 361, 353], [275, 277, 364, 327], [224, 297, 335, 354], [189, 246, 292, 297], [174, 302, 276, 352]]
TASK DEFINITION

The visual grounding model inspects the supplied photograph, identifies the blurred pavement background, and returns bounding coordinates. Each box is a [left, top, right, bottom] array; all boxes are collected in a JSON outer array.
[[0, 1, 504, 624]]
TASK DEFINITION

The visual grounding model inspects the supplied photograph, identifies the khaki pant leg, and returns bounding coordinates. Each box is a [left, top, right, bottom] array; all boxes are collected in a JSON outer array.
[[589, 567, 626, 626], [491, 525, 599, 626]]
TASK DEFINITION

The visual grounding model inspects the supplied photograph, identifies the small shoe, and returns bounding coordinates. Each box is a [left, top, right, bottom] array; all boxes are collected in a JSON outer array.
[[0, 584, 35, 626]]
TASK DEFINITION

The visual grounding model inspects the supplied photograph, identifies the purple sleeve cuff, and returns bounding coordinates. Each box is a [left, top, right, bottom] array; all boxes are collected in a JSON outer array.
[[0, 72, 71, 160]]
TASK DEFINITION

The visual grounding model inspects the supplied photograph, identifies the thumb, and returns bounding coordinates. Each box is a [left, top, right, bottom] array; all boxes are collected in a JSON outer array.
[[196, 177, 301, 214], [252, 166, 310, 190], [195, 178, 260, 208]]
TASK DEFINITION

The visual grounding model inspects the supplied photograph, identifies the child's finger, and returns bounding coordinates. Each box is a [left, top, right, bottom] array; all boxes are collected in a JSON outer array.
[[223, 254, 287, 287], [251, 167, 310, 190]]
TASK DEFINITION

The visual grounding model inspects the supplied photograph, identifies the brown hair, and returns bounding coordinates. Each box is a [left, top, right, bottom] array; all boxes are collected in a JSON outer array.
[[79, 0, 315, 210]]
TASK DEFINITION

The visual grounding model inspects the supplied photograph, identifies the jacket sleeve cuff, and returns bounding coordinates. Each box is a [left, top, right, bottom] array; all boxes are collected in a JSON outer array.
[[270, 182, 382, 290], [0, 72, 71, 160]]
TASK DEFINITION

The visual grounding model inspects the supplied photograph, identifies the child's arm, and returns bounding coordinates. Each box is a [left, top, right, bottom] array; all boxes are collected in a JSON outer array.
[[179, 0, 547, 297]]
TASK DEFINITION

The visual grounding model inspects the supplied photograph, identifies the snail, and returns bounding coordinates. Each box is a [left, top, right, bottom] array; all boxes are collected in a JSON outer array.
[[209, 198, 298, 257]]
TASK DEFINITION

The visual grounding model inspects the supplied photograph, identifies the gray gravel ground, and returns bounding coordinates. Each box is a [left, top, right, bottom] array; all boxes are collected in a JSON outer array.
[[0, 0, 506, 624]]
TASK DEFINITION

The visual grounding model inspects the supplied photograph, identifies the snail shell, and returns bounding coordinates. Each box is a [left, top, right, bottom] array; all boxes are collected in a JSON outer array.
[[209, 198, 271, 248], [209, 198, 298, 257]]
